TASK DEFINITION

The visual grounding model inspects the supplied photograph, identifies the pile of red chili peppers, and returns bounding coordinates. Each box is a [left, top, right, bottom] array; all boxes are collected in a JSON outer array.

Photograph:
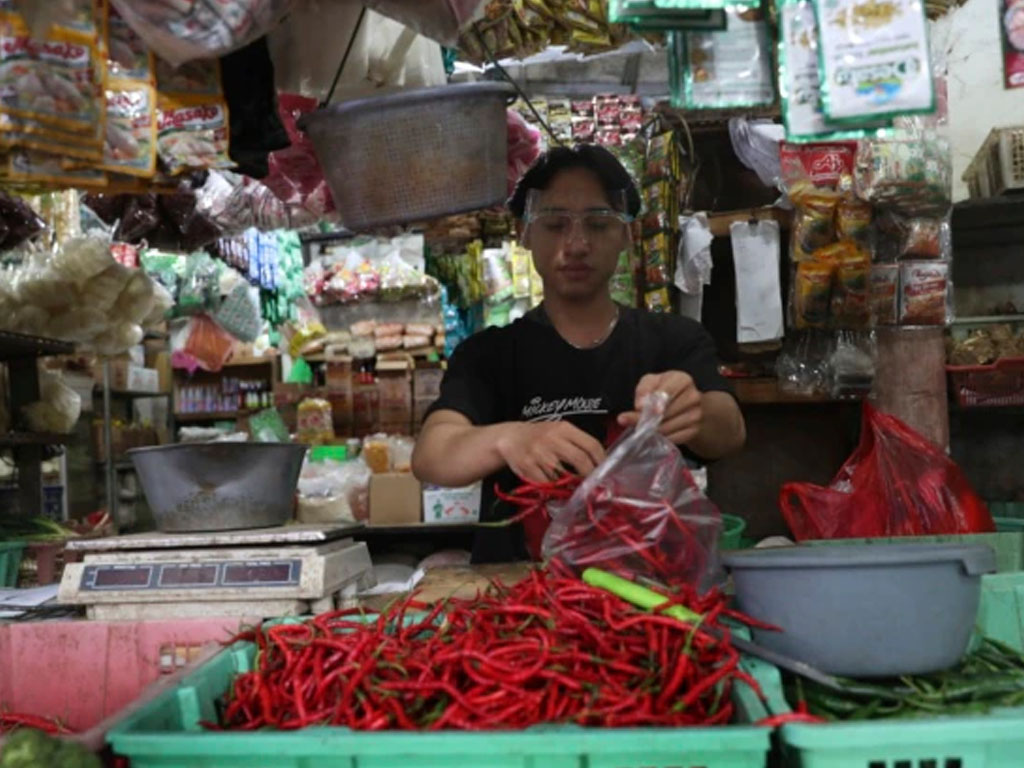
[[208, 568, 764, 731]]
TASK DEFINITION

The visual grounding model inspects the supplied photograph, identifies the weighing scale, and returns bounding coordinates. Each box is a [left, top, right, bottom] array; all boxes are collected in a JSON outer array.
[[59, 523, 376, 620]]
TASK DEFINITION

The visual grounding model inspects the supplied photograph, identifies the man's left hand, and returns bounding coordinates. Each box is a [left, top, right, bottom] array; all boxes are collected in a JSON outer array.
[[617, 371, 702, 445]]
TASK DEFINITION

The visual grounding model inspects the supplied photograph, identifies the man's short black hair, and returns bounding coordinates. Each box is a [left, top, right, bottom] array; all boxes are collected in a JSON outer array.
[[507, 143, 642, 220]]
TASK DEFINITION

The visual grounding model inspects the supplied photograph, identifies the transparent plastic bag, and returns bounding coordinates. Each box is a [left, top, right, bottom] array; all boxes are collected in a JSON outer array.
[[297, 457, 371, 524], [780, 402, 995, 540], [110, 0, 294, 67], [542, 392, 723, 590]]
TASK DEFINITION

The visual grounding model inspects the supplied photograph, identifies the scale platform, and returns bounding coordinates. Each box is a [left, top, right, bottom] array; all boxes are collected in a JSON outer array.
[[59, 523, 375, 621]]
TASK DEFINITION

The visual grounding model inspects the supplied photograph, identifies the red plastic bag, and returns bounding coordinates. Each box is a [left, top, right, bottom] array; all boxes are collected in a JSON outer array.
[[781, 402, 994, 540], [542, 392, 723, 590]]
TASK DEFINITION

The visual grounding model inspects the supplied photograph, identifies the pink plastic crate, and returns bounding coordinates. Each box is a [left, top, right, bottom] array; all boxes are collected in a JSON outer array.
[[0, 617, 255, 750]]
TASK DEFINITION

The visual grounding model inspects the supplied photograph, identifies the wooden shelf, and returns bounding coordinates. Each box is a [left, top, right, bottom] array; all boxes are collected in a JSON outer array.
[[0, 431, 71, 447], [950, 315, 1024, 325], [224, 353, 277, 368], [707, 208, 791, 238], [0, 330, 73, 362], [732, 377, 860, 405], [95, 387, 171, 398], [173, 410, 254, 423]]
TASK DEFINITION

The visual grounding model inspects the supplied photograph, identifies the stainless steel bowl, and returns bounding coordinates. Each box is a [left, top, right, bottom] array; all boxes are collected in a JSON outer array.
[[128, 443, 308, 532]]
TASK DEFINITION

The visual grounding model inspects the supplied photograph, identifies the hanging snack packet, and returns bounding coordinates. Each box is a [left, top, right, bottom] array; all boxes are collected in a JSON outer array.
[[899, 217, 950, 259], [794, 259, 834, 329], [869, 263, 899, 326], [644, 132, 677, 183], [645, 286, 671, 312], [832, 243, 871, 329], [0, 16, 101, 133], [106, 2, 153, 83], [101, 80, 156, 177], [682, 7, 775, 109], [899, 261, 948, 325], [156, 95, 233, 175], [644, 231, 671, 286], [836, 194, 873, 244], [791, 189, 838, 261], [814, 0, 934, 124]]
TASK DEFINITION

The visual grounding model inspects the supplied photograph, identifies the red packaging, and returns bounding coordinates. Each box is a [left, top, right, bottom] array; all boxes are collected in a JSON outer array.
[[1003, 0, 1024, 88], [779, 142, 858, 191]]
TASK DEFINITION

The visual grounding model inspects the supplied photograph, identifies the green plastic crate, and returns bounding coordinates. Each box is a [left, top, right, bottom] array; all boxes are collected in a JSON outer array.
[[106, 632, 776, 768], [767, 576, 1024, 768], [806, 531, 1024, 573], [995, 517, 1024, 534], [0, 542, 25, 587], [978, 572, 1024, 652], [988, 502, 1024, 520]]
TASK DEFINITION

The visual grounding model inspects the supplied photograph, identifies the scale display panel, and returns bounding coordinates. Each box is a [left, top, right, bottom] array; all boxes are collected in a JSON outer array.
[[80, 559, 302, 592]]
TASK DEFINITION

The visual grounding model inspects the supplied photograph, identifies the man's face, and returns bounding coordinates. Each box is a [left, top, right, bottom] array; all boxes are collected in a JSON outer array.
[[521, 167, 630, 302]]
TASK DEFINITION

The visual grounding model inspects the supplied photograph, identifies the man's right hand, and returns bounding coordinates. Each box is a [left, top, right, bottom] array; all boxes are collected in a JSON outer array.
[[495, 421, 606, 483]]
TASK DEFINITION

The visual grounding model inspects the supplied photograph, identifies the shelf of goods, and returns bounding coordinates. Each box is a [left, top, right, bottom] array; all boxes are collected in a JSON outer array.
[[0, 330, 74, 515]]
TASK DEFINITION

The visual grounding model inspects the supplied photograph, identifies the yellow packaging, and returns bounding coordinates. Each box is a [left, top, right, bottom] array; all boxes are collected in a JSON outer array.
[[2, 0, 99, 43], [156, 93, 233, 175], [0, 130, 101, 161], [0, 17, 101, 133], [7, 149, 106, 188], [0, 112, 102, 147], [101, 79, 156, 177]]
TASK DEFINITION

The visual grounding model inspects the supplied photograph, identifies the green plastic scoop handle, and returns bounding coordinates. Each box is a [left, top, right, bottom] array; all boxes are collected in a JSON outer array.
[[581, 568, 703, 623]]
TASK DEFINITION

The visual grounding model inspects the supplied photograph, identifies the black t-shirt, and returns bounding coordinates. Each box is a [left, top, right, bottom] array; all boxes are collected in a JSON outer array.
[[425, 304, 732, 563]]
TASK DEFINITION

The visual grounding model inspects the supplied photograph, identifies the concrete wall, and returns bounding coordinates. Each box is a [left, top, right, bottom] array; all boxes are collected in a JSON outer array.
[[933, 0, 1024, 201]]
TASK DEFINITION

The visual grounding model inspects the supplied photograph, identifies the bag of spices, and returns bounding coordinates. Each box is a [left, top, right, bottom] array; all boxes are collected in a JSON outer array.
[[793, 259, 834, 329], [156, 94, 233, 175], [814, 0, 934, 124], [101, 80, 157, 177], [899, 260, 949, 325]]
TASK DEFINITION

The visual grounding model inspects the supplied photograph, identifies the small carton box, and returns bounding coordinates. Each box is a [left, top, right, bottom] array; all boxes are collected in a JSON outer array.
[[423, 483, 481, 524], [126, 366, 160, 394], [369, 473, 422, 526]]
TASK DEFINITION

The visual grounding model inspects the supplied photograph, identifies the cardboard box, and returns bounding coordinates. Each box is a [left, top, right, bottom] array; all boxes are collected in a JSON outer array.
[[369, 473, 422, 526], [423, 483, 481, 524], [95, 360, 160, 393], [377, 354, 412, 427], [127, 366, 160, 393]]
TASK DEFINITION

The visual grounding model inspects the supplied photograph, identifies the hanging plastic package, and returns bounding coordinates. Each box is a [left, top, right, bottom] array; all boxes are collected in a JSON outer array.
[[814, 0, 934, 124], [778, 0, 890, 140], [109, 0, 293, 67], [101, 81, 157, 177], [0, 13, 101, 134], [781, 402, 995, 540], [180, 313, 235, 373], [678, 6, 775, 109], [542, 392, 724, 591], [156, 94, 234, 175]]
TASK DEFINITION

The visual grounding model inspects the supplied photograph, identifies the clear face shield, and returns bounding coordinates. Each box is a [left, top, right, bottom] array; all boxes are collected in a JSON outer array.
[[521, 188, 634, 251]]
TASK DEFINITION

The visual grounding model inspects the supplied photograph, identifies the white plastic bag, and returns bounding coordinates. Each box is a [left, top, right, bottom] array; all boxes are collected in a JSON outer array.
[[23, 367, 81, 434]]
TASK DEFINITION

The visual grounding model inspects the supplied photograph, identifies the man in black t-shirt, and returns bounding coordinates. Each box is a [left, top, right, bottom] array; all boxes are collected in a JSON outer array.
[[411, 144, 746, 562]]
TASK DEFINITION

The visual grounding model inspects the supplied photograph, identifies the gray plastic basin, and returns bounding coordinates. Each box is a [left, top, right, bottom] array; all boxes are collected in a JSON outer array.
[[723, 543, 996, 677]]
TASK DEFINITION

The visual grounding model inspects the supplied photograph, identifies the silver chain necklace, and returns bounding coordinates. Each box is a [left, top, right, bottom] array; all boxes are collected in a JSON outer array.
[[567, 306, 620, 350]]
